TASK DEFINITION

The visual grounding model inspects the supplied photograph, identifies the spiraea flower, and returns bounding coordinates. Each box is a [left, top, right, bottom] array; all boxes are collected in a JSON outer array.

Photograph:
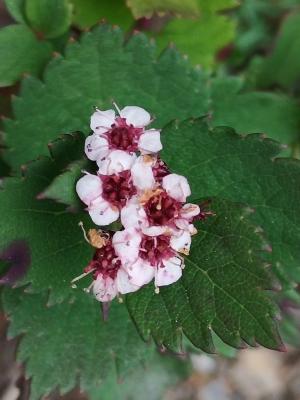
[[85, 104, 162, 175], [74, 104, 204, 302]]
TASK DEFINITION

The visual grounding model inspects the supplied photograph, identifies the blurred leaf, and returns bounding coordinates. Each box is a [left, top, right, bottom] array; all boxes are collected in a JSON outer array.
[[4, 0, 26, 23], [0, 24, 52, 87], [257, 11, 300, 89], [3, 289, 151, 400], [156, 14, 236, 67], [161, 119, 300, 287], [127, 0, 199, 18], [25, 0, 72, 39], [128, 198, 281, 352], [197, 0, 238, 12], [71, 0, 134, 30]]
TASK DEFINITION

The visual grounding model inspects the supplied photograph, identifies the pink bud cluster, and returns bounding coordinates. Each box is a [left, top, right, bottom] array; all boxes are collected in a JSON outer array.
[[75, 104, 200, 302]]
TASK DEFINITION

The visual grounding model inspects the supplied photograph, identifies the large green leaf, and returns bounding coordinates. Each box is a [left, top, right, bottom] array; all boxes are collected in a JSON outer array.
[[2, 288, 152, 400], [4, 25, 299, 169], [71, 0, 134, 30], [126, 0, 199, 18], [25, 0, 73, 39], [4, 0, 26, 23], [0, 133, 94, 304], [161, 119, 300, 285], [0, 24, 52, 87], [127, 198, 282, 352]]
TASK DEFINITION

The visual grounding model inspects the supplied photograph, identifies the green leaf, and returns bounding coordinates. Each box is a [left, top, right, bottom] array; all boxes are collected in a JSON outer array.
[[4, 0, 26, 23], [4, 25, 299, 169], [126, 0, 200, 18], [197, 0, 238, 12], [0, 24, 52, 87], [156, 14, 236, 67], [161, 119, 300, 285], [2, 288, 151, 400], [257, 12, 300, 89], [25, 0, 73, 39], [71, 0, 134, 30], [40, 158, 87, 207], [0, 134, 94, 304], [127, 198, 282, 352]]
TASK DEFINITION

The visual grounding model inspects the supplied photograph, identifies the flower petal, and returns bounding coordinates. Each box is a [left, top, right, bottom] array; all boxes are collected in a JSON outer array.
[[170, 230, 191, 254], [116, 268, 140, 294], [131, 156, 155, 191], [127, 258, 155, 286], [76, 174, 102, 205], [142, 225, 167, 236], [120, 106, 151, 127], [97, 150, 137, 175], [155, 257, 182, 287], [113, 228, 142, 266], [181, 203, 200, 219], [138, 129, 162, 154], [93, 276, 118, 302], [121, 196, 147, 229], [89, 197, 119, 226], [162, 173, 191, 202], [90, 109, 115, 132], [85, 134, 109, 161]]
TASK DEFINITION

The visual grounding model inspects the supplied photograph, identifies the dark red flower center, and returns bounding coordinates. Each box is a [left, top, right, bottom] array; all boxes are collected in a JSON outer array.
[[85, 242, 121, 280], [144, 191, 181, 226], [106, 117, 143, 152], [152, 158, 170, 183], [139, 235, 175, 267], [100, 171, 136, 208]]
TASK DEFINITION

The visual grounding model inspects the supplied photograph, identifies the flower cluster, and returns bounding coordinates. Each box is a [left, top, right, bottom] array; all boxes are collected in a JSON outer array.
[[74, 104, 200, 302]]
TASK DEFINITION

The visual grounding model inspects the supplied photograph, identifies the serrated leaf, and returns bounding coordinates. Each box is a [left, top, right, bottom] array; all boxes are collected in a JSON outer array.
[[4, 24, 299, 169], [127, 198, 282, 352], [0, 24, 52, 87], [156, 14, 236, 67], [40, 158, 87, 207], [71, 0, 134, 30], [25, 0, 72, 39], [2, 288, 152, 400], [4, 0, 26, 23], [161, 119, 300, 286], [0, 134, 94, 304], [257, 11, 300, 89], [126, 0, 199, 18]]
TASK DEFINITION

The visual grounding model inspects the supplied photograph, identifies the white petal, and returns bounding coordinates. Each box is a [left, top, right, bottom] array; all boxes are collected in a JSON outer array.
[[162, 174, 191, 202], [90, 109, 115, 132], [93, 276, 118, 302], [89, 197, 119, 226], [175, 218, 190, 231], [131, 156, 155, 191], [127, 258, 155, 286], [121, 196, 147, 229], [170, 230, 191, 254], [116, 268, 140, 294], [85, 134, 109, 161], [120, 106, 151, 127], [181, 203, 200, 219], [97, 150, 137, 175], [138, 130, 162, 154], [155, 257, 182, 287], [76, 174, 102, 205], [113, 228, 142, 265], [142, 225, 167, 236]]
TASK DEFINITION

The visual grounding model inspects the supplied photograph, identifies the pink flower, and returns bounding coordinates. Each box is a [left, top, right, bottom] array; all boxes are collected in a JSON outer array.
[[112, 228, 188, 289], [76, 171, 136, 226], [84, 239, 140, 302], [121, 172, 199, 235], [85, 105, 162, 175]]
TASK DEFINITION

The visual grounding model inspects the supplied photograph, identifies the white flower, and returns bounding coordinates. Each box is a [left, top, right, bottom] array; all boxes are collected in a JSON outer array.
[[76, 174, 119, 226], [85, 105, 162, 175]]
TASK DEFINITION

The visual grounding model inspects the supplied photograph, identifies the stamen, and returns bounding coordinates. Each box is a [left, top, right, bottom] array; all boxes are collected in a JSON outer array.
[[71, 268, 96, 285], [155, 287, 160, 294], [112, 101, 121, 115], [79, 221, 91, 245]]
